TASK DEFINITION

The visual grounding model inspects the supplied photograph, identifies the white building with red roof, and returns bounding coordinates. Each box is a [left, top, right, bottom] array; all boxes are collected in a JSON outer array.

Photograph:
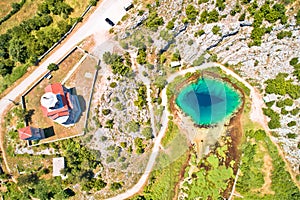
[[40, 83, 81, 127]]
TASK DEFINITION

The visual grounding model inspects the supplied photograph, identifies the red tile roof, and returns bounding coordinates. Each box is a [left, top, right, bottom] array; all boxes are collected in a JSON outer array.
[[18, 126, 32, 140], [41, 83, 71, 120]]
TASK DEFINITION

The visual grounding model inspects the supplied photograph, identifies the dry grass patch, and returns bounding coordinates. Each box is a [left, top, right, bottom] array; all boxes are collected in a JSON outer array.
[[0, 0, 20, 18]]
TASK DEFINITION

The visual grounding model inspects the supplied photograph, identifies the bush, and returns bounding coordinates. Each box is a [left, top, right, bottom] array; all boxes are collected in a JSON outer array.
[[47, 63, 58, 71], [110, 182, 122, 191], [194, 29, 205, 37], [166, 21, 174, 30], [110, 82, 117, 88], [212, 25, 221, 35], [277, 31, 292, 39], [289, 57, 298, 66], [287, 133, 297, 139], [186, 5, 199, 22], [287, 121, 296, 127], [102, 109, 111, 115], [142, 127, 153, 140]]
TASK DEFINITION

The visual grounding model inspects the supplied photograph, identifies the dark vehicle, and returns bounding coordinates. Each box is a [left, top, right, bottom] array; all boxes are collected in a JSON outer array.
[[124, 3, 133, 11], [105, 18, 115, 26]]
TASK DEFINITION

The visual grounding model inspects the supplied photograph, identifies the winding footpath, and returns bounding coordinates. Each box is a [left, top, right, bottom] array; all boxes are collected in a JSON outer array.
[[107, 61, 269, 199]]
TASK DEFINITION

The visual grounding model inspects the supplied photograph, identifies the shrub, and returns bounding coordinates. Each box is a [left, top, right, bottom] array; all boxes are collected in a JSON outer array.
[[102, 109, 111, 115], [289, 57, 298, 66], [212, 25, 221, 35], [110, 82, 117, 88], [194, 29, 205, 37], [166, 21, 174, 30], [277, 31, 292, 39], [47, 63, 58, 71], [186, 5, 199, 22], [287, 121, 296, 127], [287, 133, 297, 139]]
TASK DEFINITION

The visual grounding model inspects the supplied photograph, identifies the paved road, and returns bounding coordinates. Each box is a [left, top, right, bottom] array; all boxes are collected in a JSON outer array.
[[0, 0, 128, 173]]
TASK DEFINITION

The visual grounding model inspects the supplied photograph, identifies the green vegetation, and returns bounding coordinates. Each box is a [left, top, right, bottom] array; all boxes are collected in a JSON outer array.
[[198, 0, 209, 4], [290, 108, 299, 116], [296, 9, 300, 25], [212, 25, 221, 35], [137, 47, 147, 64], [186, 4, 199, 22], [230, 3, 242, 16], [236, 129, 300, 199], [199, 9, 219, 23], [249, 2, 287, 46], [134, 84, 147, 109], [182, 141, 234, 199], [102, 109, 111, 116], [166, 20, 174, 30], [142, 127, 153, 140], [287, 121, 296, 127], [239, 12, 246, 21], [161, 120, 180, 147], [287, 133, 297, 139], [134, 137, 145, 154], [144, 11, 164, 31], [276, 98, 294, 107], [277, 31, 292, 39], [131, 150, 188, 200], [194, 29, 205, 37], [126, 120, 140, 133], [265, 73, 300, 99], [0, 0, 26, 25], [47, 63, 58, 71], [102, 52, 131, 76], [290, 57, 300, 81], [171, 50, 181, 61], [263, 107, 281, 129], [216, 0, 226, 11]]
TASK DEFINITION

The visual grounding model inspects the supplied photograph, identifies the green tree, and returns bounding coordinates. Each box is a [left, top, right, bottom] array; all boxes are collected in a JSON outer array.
[[47, 63, 59, 71]]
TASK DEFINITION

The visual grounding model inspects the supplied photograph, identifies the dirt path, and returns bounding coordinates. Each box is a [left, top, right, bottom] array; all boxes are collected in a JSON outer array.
[[259, 143, 275, 195]]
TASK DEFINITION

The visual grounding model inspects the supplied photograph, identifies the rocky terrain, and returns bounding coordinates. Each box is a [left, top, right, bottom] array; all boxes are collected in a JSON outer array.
[[113, 0, 300, 176]]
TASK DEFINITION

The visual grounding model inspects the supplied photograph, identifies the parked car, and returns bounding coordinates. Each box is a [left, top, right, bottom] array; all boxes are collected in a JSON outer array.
[[105, 18, 115, 26], [124, 2, 133, 11]]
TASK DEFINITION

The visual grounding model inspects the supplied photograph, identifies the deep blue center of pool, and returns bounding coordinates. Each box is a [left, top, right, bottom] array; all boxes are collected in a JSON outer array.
[[176, 78, 241, 125]]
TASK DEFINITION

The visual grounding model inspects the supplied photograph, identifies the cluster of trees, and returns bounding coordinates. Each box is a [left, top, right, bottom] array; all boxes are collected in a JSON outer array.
[[144, 11, 164, 31], [194, 29, 205, 37], [134, 84, 147, 109], [230, 3, 242, 16], [185, 4, 199, 22], [137, 48, 147, 64], [290, 57, 300, 81], [297, 10, 300, 25], [216, 0, 226, 11], [212, 25, 221, 35], [2, 176, 74, 199], [265, 73, 300, 99], [263, 107, 281, 129], [134, 137, 146, 154], [102, 52, 131, 76], [0, 0, 76, 93], [199, 9, 219, 23], [0, 0, 26, 25], [249, 2, 287, 46], [277, 30, 292, 39], [276, 98, 293, 107], [238, 129, 300, 199], [166, 20, 174, 30]]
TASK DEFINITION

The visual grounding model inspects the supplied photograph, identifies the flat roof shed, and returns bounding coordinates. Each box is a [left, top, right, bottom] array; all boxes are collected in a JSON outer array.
[[53, 157, 65, 177]]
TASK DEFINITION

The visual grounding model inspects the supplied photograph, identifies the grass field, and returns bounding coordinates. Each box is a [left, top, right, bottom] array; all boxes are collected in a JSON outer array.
[[0, 0, 20, 18], [0, 0, 90, 34]]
